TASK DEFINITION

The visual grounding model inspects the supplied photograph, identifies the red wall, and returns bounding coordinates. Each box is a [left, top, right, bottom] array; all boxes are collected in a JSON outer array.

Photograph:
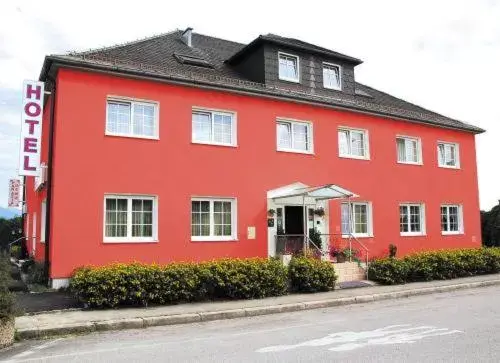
[[27, 69, 481, 278]]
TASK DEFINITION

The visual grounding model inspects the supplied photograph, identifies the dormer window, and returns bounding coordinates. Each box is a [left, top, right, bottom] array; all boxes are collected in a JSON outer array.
[[278, 52, 299, 83], [323, 63, 341, 90]]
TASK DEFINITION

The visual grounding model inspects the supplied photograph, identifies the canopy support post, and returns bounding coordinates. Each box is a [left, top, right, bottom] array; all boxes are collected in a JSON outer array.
[[348, 196, 352, 262], [303, 194, 307, 255]]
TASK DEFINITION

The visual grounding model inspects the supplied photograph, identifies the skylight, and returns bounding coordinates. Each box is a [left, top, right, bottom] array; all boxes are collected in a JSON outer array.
[[174, 53, 213, 68]]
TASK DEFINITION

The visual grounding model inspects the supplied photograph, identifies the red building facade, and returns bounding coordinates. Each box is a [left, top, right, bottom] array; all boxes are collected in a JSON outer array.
[[24, 30, 484, 287]]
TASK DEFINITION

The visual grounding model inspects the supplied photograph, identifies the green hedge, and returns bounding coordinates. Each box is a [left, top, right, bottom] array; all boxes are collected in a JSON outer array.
[[288, 257, 337, 293], [71, 258, 289, 308], [369, 247, 500, 285], [0, 253, 15, 322]]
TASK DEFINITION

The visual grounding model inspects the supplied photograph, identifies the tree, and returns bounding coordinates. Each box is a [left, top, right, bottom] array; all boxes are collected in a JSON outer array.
[[481, 203, 500, 247], [0, 217, 22, 252]]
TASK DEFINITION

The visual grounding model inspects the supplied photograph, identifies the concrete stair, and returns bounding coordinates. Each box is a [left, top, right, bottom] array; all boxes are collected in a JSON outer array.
[[333, 262, 367, 282]]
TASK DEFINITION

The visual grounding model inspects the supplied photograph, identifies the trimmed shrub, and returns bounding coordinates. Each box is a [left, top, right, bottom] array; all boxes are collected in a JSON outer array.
[[288, 257, 337, 293], [71, 258, 288, 308], [0, 254, 15, 322], [369, 247, 500, 285]]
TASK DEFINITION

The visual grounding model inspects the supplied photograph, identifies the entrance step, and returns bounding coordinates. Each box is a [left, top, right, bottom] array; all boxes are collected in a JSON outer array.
[[333, 262, 366, 282]]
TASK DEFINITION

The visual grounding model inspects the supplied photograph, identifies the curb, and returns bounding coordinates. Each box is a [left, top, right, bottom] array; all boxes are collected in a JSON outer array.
[[16, 278, 500, 340]]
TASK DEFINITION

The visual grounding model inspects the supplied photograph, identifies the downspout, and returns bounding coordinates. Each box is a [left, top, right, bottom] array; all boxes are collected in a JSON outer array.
[[20, 176, 27, 258], [43, 78, 57, 285]]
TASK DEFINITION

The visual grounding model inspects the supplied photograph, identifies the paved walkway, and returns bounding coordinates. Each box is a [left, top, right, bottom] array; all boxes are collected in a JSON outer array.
[[16, 274, 500, 339]]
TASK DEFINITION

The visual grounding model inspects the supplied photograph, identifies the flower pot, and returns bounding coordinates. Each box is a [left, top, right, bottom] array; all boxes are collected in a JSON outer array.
[[0, 317, 15, 349], [336, 254, 346, 263]]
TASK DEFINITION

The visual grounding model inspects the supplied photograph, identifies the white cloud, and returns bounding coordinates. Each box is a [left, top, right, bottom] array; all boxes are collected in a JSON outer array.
[[0, 0, 498, 209]]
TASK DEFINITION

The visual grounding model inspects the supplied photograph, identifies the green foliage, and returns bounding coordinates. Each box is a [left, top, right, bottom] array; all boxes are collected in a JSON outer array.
[[71, 258, 289, 308], [308, 228, 323, 250], [9, 245, 21, 259], [0, 253, 15, 322], [0, 217, 22, 253], [369, 247, 500, 285], [288, 257, 337, 293], [481, 206, 500, 247]]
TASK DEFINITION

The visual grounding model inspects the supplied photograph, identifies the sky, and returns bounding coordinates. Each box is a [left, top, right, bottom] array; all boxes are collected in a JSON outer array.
[[0, 0, 499, 210]]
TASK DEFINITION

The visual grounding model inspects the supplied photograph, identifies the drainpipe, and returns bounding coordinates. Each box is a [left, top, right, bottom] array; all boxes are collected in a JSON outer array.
[[303, 195, 307, 254], [20, 176, 28, 258], [43, 78, 57, 285]]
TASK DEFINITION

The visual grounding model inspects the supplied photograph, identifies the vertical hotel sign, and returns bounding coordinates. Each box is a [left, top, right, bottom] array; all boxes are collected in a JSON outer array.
[[19, 80, 44, 176], [8, 179, 21, 207]]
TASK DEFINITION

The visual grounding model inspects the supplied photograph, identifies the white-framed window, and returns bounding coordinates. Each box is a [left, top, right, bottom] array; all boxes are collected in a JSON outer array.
[[40, 200, 46, 243], [191, 198, 237, 241], [278, 52, 300, 82], [341, 202, 373, 237], [441, 204, 464, 235], [276, 119, 313, 154], [437, 142, 460, 168], [192, 109, 237, 146], [106, 98, 158, 139], [323, 63, 342, 90], [103, 195, 158, 243], [396, 136, 422, 164], [400, 203, 426, 236], [338, 127, 369, 159]]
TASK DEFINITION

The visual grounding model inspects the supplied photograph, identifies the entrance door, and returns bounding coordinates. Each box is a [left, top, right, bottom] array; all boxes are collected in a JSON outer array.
[[284, 206, 304, 235]]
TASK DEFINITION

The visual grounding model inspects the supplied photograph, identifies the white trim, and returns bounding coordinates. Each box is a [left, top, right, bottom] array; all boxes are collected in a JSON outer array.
[[322, 62, 342, 91], [437, 141, 460, 169], [276, 118, 314, 154], [40, 199, 47, 243], [32, 212, 37, 253], [191, 197, 237, 242], [396, 135, 423, 165], [191, 108, 238, 147], [105, 96, 160, 140], [441, 204, 464, 235], [278, 52, 300, 83], [341, 201, 374, 238], [103, 194, 158, 243], [338, 126, 370, 160], [400, 203, 426, 236]]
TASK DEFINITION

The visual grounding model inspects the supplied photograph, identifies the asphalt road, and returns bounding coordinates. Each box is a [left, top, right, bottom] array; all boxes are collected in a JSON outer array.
[[2, 285, 499, 362]]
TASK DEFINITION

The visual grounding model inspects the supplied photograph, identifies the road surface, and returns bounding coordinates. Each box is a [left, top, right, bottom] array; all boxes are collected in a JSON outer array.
[[1, 285, 499, 362]]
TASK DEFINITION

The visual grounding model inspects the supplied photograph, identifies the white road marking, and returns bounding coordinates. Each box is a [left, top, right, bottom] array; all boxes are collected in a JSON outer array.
[[257, 324, 463, 353], [4, 338, 63, 361]]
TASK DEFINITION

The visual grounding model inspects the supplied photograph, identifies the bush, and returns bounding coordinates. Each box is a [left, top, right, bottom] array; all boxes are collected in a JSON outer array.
[[71, 258, 288, 308], [288, 257, 337, 293], [9, 245, 21, 260], [0, 254, 15, 322], [21, 259, 48, 285], [369, 247, 500, 285]]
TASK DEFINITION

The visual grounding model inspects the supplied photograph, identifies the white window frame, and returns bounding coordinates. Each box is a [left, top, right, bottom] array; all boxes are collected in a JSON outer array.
[[105, 96, 159, 140], [437, 141, 460, 169], [338, 127, 370, 159], [441, 204, 464, 235], [322, 62, 342, 90], [103, 194, 158, 243], [191, 107, 237, 147], [341, 202, 373, 238], [276, 118, 314, 154], [396, 135, 423, 165], [400, 203, 426, 236], [191, 197, 237, 242], [278, 52, 300, 83], [40, 199, 46, 243]]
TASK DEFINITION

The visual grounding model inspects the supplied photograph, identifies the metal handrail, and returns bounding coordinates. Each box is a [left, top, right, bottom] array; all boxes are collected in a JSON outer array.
[[320, 233, 370, 278]]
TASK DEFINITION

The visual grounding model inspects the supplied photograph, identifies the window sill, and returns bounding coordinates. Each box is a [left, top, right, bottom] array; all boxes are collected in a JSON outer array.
[[278, 77, 300, 83], [191, 238, 238, 242], [191, 141, 237, 148], [339, 154, 370, 161], [438, 165, 460, 170], [341, 234, 373, 239], [105, 132, 159, 141], [324, 85, 342, 91], [103, 239, 158, 244], [277, 148, 314, 155], [400, 233, 426, 237], [442, 231, 463, 236], [397, 161, 423, 166]]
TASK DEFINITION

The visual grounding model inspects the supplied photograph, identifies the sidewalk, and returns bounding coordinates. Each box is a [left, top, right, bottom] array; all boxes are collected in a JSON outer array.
[[16, 274, 500, 340]]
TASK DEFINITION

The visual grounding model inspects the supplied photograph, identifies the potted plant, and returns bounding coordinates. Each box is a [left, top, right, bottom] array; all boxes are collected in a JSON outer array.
[[313, 207, 325, 217], [267, 208, 276, 217], [329, 246, 345, 263], [342, 247, 360, 263]]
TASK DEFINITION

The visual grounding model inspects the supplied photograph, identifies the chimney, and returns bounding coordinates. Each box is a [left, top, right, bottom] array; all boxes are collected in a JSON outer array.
[[181, 27, 193, 47]]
